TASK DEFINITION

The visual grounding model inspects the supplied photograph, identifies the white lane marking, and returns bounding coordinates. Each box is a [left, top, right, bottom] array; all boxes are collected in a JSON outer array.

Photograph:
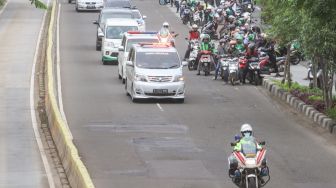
[[30, 0, 55, 187], [0, 0, 9, 16], [157, 103, 164, 112], [56, 3, 72, 139], [234, 87, 239, 90]]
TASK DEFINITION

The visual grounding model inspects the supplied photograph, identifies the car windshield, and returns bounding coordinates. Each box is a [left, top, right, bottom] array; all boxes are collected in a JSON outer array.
[[101, 12, 133, 24], [126, 39, 158, 52], [106, 26, 138, 39], [136, 52, 180, 69], [105, 1, 131, 8]]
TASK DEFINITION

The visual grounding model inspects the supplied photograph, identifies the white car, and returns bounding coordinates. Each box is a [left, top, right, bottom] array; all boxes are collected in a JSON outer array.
[[125, 43, 188, 103], [118, 31, 159, 83], [75, 0, 104, 11], [100, 18, 140, 65]]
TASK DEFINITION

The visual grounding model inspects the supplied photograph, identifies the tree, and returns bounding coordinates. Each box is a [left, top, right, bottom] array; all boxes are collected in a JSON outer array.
[[261, 0, 336, 110], [29, 0, 47, 9]]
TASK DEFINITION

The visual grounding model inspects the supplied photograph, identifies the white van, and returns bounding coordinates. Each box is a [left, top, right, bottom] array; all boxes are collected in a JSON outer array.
[[100, 18, 139, 65], [125, 43, 188, 103], [118, 31, 159, 83]]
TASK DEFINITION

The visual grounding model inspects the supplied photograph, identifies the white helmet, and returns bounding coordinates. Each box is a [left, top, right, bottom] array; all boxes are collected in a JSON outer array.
[[192, 24, 198, 29], [163, 22, 169, 28], [240, 123, 253, 136]]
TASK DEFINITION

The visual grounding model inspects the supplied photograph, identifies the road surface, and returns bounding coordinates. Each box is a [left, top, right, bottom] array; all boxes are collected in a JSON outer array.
[[60, 0, 336, 187], [0, 0, 50, 187]]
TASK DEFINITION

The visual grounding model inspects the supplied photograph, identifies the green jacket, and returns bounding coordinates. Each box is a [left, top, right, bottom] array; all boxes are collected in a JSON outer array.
[[200, 42, 215, 53], [234, 136, 262, 152]]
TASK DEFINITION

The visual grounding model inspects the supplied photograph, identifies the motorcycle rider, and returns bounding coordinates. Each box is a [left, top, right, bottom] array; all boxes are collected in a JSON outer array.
[[196, 34, 215, 75], [158, 22, 178, 46], [242, 42, 258, 84], [184, 24, 201, 60], [213, 38, 227, 80], [228, 124, 268, 183], [262, 38, 280, 77]]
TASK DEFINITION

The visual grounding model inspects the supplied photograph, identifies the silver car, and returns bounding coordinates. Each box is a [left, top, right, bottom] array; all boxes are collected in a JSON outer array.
[[75, 0, 104, 11]]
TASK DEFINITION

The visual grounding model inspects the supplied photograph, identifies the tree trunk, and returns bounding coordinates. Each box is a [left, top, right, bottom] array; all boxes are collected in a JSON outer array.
[[321, 57, 332, 110], [282, 44, 292, 87], [312, 56, 318, 88]]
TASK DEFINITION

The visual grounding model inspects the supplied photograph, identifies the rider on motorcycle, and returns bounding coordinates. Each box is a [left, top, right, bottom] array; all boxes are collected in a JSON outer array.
[[242, 42, 258, 84], [196, 34, 215, 75], [228, 124, 268, 182], [213, 38, 227, 80], [158, 22, 178, 46], [184, 24, 200, 60]]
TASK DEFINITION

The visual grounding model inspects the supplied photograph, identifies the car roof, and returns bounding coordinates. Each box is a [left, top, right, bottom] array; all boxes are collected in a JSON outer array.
[[133, 44, 177, 53], [104, 0, 132, 8], [100, 7, 133, 13], [124, 32, 158, 40], [105, 18, 139, 26]]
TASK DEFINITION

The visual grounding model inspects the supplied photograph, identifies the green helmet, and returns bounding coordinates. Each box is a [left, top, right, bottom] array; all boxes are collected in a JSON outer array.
[[226, 8, 233, 16], [248, 33, 255, 41], [235, 34, 244, 41], [202, 34, 211, 42]]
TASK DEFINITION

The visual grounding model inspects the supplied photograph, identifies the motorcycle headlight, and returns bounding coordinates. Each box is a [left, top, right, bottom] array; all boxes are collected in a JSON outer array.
[[134, 74, 147, 82], [105, 42, 114, 48], [173, 75, 184, 82]]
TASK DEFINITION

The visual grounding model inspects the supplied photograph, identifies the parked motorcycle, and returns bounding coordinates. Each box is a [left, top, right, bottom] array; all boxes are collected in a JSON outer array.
[[229, 140, 270, 188], [239, 57, 262, 85], [308, 63, 322, 89]]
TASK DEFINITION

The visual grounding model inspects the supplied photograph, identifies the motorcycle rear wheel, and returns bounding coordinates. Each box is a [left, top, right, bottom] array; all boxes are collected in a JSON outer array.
[[188, 61, 194, 71]]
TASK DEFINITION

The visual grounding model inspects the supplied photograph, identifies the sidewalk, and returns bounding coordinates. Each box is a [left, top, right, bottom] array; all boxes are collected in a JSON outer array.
[[0, 0, 49, 187]]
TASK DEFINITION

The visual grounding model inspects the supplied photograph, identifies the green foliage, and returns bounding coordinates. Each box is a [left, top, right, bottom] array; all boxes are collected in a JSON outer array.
[[0, 0, 5, 6], [308, 95, 323, 101], [326, 107, 336, 120], [29, 0, 47, 9], [274, 80, 322, 95]]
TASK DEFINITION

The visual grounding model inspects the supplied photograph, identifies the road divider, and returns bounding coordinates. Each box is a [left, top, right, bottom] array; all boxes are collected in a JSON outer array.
[[45, 1, 94, 187], [262, 78, 336, 135]]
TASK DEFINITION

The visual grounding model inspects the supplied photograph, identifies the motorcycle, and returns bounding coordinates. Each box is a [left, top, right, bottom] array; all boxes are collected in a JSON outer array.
[[289, 49, 304, 65], [187, 39, 199, 70], [201, 21, 218, 40], [239, 57, 262, 85], [181, 7, 191, 25], [230, 140, 270, 188], [191, 10, 202, 27], [258, 51, 286, 75], [307, 63, 322, 89], [199, 50, 214, 76], [228, 58, 240, 85]]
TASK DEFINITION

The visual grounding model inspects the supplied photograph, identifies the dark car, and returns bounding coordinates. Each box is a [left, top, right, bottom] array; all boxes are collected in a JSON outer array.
[[104, 0, 132, 8]]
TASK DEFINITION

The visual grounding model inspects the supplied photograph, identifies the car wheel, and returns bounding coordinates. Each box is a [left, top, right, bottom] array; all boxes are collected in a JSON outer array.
[[68, 0, 72, 3], [102, 60, 108, 65], [125, 79, 130, 96], [76, 6, 79, 12], [96, 45, 101, 51], [131, 85, 138, 103]]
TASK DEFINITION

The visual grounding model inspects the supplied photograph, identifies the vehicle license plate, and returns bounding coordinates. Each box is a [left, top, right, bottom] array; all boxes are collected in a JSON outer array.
[[87, 5, 95, 9], [153, 89, 168, 94]]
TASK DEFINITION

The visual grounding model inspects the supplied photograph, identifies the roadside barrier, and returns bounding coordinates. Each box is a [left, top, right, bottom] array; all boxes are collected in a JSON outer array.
[[262, 78, 336, 135], [45, 1, 95, 187]]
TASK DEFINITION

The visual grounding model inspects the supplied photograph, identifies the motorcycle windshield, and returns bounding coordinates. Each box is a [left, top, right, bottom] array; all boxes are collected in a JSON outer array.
[[241, 139, 257, 158]]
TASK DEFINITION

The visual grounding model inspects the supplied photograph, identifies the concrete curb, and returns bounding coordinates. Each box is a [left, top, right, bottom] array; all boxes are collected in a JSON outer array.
[[262, 78, 336, 136], [45, 1, 95, 188]]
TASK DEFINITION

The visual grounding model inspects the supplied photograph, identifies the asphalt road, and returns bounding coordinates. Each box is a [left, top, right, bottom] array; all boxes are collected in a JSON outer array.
[[60, 0, 336, 187], [0, 0, 49, 187]]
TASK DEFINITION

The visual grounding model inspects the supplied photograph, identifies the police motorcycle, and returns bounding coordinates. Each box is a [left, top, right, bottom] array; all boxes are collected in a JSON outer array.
[[230, 138, 270, 188]]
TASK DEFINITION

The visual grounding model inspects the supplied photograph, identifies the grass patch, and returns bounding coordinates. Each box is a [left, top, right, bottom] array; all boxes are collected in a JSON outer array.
[[327, 107, 336, 120]]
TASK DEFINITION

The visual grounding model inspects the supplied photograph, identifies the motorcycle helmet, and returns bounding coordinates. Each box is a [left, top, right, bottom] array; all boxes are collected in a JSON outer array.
[[181, 1, 187, 5], [248, 42, 256, 50], [202, 34, 211, 43], [248, 33, 255, 41], [240, 123, 253, 137], [219, 38, 226, 45], [162, 22, 169, 29], [216, 8, 223, 14], [191, 24, 198, 30]]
